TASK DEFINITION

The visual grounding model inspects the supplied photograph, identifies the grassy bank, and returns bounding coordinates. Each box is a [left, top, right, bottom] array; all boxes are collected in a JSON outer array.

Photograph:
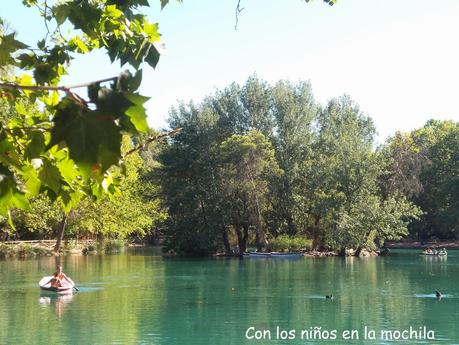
[[0, 239, 127, 259]]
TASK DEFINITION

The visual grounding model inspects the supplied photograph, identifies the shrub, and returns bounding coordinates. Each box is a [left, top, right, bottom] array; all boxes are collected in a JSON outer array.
[[63, 240, 76, 251], [270, 235, 312, 252], [32, 246, 52, 256], [104, 239, 125, 254], [17, 244, 35, 257], [87, 244, 97, 252], [0, 244, 14, 258], [290, 236, 313, 252]]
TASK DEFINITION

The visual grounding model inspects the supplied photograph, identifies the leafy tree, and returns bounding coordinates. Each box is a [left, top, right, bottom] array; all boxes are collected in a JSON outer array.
[[382, 120, 459, 240], [0, 135, 167, 243], [73, 136, 167, 240], [332, 194, 421, 252], [158, 102, 228, 255], [268, 80, 316, 236], [220, 130, 281, 252], [157, 78, 422, 255], [412, 121, 458, 239], [298, 96, 377, 248], [380, 132, 430, 199], [1, 194, 62, 240], [0, 1, 168, 228], [298, 96, 420, 250]]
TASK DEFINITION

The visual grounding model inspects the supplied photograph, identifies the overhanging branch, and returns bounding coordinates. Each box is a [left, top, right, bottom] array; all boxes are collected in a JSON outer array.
[[0, 76, 117, 93], [123, 128, 182, 157]]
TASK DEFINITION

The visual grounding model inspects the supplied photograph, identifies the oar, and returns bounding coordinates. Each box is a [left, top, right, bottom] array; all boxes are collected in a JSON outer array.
[[65, 277, 79, 291]]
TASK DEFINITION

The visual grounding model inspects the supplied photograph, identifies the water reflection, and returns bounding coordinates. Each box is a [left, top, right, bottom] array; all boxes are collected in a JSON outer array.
[[39, 293, 74, 319], [1, 249, 459, 344]]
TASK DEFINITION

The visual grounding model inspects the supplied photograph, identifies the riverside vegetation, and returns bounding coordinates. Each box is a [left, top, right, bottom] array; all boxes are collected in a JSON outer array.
[[1, 1, 458, 257]]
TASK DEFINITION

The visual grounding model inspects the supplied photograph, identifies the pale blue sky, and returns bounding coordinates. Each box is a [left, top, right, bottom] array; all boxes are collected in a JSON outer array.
[[2, 0, 459, 141]]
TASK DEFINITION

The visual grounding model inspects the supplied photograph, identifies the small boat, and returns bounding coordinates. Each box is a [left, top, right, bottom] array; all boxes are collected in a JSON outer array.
[[270, 252, 303, 259], [247, 252, 271, 258], [38, 276, 76, 294], [245, 252, 303, 258], [419, 251, 447, 257]]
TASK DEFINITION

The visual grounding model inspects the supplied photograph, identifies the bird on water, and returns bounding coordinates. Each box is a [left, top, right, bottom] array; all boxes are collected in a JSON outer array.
[[325, 294, 334, 300], [435, 290, 442, 299]]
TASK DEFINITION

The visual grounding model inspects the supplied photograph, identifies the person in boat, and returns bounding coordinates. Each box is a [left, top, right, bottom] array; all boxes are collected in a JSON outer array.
[[46, 265, 70, 288], [439, 248, 447, 255], [423, 248, 433, 255]]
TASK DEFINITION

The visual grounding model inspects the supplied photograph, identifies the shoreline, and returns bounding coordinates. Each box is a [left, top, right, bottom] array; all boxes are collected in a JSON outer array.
[[0, 239, 129, 259], [385, 240, 459, 249], [2, 240, 458, 260]]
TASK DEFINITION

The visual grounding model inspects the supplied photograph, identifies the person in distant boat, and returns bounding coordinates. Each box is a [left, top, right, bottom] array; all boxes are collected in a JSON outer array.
[[439, 248, 447, 255], [46, 265, 69, 288]]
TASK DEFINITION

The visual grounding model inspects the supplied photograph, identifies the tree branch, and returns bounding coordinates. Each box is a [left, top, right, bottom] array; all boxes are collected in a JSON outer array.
[[234, 0, 244, 30], [0, 76, 118, 93], [123, 128, 182, 157]]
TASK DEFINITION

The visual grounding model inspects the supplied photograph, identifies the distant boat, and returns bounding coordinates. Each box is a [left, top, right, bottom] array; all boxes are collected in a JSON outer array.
[[419, 251, 447, 257], [245, 252, 303, 258], [247, 252, 271, 258], [270, 252, 303, 259]]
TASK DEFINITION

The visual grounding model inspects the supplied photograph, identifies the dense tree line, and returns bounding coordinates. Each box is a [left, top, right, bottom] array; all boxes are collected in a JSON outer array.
[[2, 75, 458, 255], [382, 120, 459, 240], [156, 76, 427, 256]]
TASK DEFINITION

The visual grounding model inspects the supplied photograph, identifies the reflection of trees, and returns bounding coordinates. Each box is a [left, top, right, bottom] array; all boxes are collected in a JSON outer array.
[[159, 254, 459, 344], [0, 253, 166, 345]]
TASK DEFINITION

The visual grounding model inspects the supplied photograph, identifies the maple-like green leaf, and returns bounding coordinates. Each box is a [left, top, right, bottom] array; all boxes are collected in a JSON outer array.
[[60, 187, 82, 214], [0, 164, 29, 215], [39, 158, 62, 194], [124, 93, 149, 132], [25, 130, 46, 159], [21, 165, 41, 196], [57, 156, 80, 186], [0, 33, 28, 66], [48, 98, 122, 177]]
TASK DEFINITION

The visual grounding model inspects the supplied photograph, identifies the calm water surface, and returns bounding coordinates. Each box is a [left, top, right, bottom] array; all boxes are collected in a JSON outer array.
[[1, 248, 459, 345]]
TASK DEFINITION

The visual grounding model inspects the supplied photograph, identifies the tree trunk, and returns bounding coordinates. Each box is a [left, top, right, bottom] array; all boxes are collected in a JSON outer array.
[[221, 226, 231, 254], [312, 215, 321, 250], [286, 213, 296, 236], [235, 226, 243, 255], [284, 180, 296, 236], [242, 223, 249, 253], [251, 182, 266, 251], [54, 215, 67, 253], [246, 159, 267, 252]]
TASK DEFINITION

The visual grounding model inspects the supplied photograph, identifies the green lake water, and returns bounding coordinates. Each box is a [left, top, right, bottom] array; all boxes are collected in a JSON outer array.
[[1, 248, 459, 345]]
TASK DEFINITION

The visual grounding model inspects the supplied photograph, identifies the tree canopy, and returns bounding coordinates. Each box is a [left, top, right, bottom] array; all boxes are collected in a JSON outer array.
[[157, 76, 422, 255], [0, 0, 168, 223]]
